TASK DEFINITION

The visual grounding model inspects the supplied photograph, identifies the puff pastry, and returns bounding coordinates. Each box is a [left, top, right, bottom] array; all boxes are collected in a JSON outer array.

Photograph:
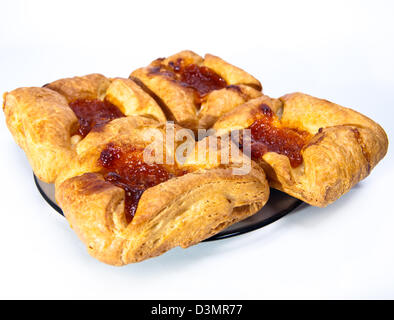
[[2, 50, 389, 265], [213, 93, 388, 206], [3, 60, 270, 265], [131, 50, 262, 130], [3, 74, 166, 182], [55, 117, 269, 265]]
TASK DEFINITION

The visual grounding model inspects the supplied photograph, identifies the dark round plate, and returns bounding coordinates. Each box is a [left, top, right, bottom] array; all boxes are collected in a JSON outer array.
[[34, 174, 303, 241]]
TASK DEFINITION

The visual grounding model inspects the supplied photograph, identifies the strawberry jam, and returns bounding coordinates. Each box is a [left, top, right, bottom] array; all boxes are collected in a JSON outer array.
[[69, 99, 124, 137], [177, 64, 227, 97], [151, 60, 227, 101], [247, 104, 310, 168], [98, 143, 174, 223]]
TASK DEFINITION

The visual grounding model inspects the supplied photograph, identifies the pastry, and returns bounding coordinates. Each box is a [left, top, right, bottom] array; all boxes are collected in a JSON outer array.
[[3, 68, 269, 265], [3, 74, 166, 182], [3, 86, 78, 182], [131, 50, 263, 130], [3, 50, 388, 265], [213, 93, 388, 206], [55, 117, 269, 265]]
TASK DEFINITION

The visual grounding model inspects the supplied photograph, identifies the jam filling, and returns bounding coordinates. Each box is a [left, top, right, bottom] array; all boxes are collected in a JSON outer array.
[[69, 99, 125, 137], [151, 60, 227, 101], [176, 64, 227, 97], [98, 143, 176, 223], [246, 104, 310, 168]]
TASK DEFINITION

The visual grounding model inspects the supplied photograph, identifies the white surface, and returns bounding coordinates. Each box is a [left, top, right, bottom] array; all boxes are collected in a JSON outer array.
[[0, 0, 393, 299]]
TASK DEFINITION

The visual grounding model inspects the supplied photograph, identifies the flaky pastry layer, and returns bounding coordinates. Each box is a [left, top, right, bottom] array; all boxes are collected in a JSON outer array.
[[214, 93, 388, 206]]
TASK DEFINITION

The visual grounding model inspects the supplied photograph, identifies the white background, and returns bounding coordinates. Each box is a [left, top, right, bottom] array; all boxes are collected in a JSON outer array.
[[0, 0, 393, 299]]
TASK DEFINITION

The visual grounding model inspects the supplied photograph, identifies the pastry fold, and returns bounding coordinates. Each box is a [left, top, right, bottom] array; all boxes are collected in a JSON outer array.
[[3, 87, 78, 182], [213, 93, 388, 206]]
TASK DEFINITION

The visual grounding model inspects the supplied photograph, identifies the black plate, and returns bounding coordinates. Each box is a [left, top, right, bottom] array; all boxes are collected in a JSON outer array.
[[34, 174, 303, 241]]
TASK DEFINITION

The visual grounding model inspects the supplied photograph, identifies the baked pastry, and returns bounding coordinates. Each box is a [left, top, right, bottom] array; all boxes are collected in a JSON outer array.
[[55, 116, 269, 265], [131, 50, 263, 130], [3, 50, 388, 265], [3, 69, 269, 265], [213, 93, 388, 206], [3, 74, 166, 182]]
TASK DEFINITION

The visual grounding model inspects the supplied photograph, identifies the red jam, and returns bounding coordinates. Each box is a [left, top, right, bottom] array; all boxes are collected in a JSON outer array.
[[98, 143, 174, 223], [177, 64, 227, 97], [69, 99, 125, 137], [247, 104, 310, 168], [151, 60, 227, 101]]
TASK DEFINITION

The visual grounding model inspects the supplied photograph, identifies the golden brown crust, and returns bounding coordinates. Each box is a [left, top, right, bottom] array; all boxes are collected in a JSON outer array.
[[57, 168, 268, 265], [56, 116, 269, 265], [213, 94, 280, 133], [105, 78, 166, 122], [130, 50, 262, 130], [56, 173, 127, 265], [3, 87, 78, 182], [124, 168, 267, 263], [214, 93, 388, 206], [198, 85, 262, 129], [131, 67, 198, 128], [203, 54, 262, 90], [3, 74, 118, 182], [44, 73, 111, 102]]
